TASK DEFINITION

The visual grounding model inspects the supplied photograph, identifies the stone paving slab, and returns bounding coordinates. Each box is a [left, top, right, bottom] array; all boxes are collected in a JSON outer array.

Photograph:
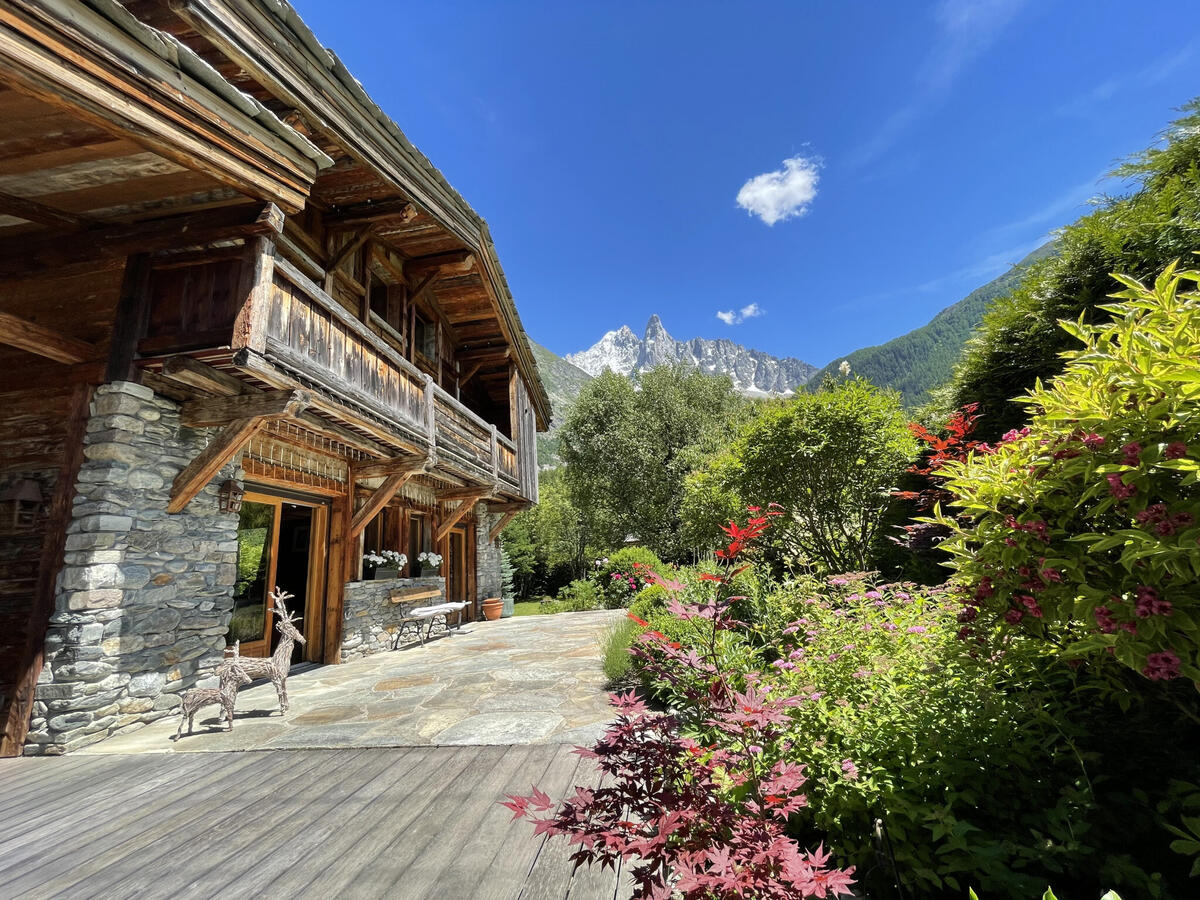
[[81, 609, 623, 754]]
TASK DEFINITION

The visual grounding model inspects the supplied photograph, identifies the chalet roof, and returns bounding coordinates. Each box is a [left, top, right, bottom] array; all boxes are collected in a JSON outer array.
[[166, 0, 552, 427]]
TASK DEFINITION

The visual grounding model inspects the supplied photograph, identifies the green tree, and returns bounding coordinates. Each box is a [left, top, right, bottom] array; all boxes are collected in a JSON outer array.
[[948, 98, 1200, 439], [710, 379, 917, 573], [559, 365, 746, 561], [501, 469, 591, 598]]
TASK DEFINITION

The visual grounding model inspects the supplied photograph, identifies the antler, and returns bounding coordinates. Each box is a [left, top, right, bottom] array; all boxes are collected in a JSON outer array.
[[269, 586, 302, 627]]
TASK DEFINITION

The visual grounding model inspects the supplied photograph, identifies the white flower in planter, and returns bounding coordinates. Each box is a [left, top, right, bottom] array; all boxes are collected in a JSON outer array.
[[418, 551, 443, 571]]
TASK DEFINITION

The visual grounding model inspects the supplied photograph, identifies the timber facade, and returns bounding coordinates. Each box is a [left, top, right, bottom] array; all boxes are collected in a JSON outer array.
[[0, 0, 548, 756]]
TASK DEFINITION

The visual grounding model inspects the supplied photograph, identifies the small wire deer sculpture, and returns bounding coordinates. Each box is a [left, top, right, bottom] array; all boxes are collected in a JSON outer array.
[[226, 587, 306, 713], [174, 660, 251, 739]]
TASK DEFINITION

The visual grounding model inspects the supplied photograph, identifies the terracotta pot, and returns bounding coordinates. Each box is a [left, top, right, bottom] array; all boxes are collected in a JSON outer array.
[[482, 597, 503, 621]]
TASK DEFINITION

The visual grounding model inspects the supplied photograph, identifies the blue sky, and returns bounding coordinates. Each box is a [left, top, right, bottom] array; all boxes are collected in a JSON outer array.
[[292, 0, 1200, 367]]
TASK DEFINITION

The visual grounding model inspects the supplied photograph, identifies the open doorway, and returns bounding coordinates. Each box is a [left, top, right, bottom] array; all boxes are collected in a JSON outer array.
[[230, 490, 328, 661]]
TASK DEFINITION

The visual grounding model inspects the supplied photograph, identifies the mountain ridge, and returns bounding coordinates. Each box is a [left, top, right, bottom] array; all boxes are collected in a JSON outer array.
[[566, 315, 818, 396]]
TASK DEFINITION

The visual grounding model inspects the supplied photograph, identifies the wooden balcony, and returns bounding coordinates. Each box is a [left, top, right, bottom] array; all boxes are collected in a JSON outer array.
[[138, 240, 536, 503]]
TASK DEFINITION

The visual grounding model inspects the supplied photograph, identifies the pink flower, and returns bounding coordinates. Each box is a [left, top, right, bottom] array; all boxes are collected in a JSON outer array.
[[1106, 473, 1137, 500], [1164, 442, 1188, 460], [1004, 608, 1024, 624], [1095, 605, 1117, 634], [1121, 441, 1143, 466], [1143, 650, 1181, 681], [1081, 432, 1106, 449], [906, 626, 927, 634], [1134, 585, 1172, 618], [840, 758, 860, 781], [1001, 427, 1030, 443]]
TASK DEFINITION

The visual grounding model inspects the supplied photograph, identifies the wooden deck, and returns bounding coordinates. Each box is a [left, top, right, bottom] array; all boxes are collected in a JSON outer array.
[[0, 745, 630, 899]]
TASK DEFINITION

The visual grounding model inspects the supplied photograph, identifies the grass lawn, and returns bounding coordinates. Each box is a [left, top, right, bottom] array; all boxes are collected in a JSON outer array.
[[512, 601, 544, 616]]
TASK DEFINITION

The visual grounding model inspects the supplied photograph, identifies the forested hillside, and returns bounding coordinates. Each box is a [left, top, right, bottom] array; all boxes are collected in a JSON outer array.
[[530, 339, 592, 467], [808, 242, 1055, 404]]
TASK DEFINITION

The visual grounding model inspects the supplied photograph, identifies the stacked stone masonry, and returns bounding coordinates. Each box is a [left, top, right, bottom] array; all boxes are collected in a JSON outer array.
[[340, 576, 446, 659], [476, 508, 504, 611], [26, 382, 241, 755]]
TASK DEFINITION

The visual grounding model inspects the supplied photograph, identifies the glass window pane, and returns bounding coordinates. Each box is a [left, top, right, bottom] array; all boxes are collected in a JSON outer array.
[[231, 500, 275, 645]]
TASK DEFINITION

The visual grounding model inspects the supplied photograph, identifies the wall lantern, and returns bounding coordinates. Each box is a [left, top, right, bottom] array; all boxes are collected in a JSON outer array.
[[1, 478, 44, 531], [217, 480, 245, 514]]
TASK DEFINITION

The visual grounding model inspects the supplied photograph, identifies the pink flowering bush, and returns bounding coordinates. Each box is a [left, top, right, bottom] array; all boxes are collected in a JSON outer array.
[[597, 546, 665, 609], [504, 513, 857, 899], [935, 264, 1200, 683]]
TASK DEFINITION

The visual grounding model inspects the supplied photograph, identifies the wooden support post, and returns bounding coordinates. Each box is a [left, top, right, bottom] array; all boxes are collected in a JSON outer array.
[[349, 471, 414, 539], [0, 310, 98, 365], [490, 424, 499, 479], [327, 225, 375, 273], [231, 236, 276, 353], [325, 490, 351, 664], [436, 494, 485, 543], [181, 389, 308, 427], [168, 417, 265, 513], [423, 374, 436, 451], [105, 254, 152, 383]]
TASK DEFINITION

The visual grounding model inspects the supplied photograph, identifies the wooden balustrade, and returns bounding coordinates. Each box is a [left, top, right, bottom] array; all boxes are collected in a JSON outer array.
[[257, 258, 524, 495]]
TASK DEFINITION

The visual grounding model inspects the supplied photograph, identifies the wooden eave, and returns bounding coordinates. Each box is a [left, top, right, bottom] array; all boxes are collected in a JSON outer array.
[[0, 0, 330, 217], [164, 0, 552, 430]]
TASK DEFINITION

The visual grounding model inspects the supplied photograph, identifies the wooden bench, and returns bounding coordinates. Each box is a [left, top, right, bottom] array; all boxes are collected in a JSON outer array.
[[388, 588, 468, 648]]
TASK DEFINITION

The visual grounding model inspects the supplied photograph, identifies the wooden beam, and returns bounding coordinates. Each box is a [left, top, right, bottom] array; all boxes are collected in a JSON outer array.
[[349, 471, 414, 538], [161, 354, 248, 396], [327, 225, 375, 273], [181, 389, 308, 427], [0, 309, 98, 364], [436, 494, 485, 542], [406, 250, 474, 280], [457, 360, 484, 389], [488, 509, 522, 542], [436, 482, 498, 502], [326, 199, 417, 228], [231, 235, 276, 353], [105, 254, 151, 383], [407, 270, 438, 305], [168, 417, 264, 513], [350, 453, 432, 481], [455, 346, 510, 363], [0, 189, 94, 230], [0, 203, 284, 278]]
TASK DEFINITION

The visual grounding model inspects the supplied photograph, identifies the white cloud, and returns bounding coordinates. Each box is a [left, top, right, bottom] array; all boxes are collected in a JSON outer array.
[[716, 302, 764, 326], [735, 155, 821, 226]]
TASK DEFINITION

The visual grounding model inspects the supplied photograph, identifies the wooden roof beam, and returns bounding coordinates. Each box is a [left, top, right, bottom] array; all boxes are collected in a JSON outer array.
[[0, 203, 284, 278], [0, 190, 95, 230], [168, 417, 265, 513], [0, 310, 98, 364], [488, 508, 524, 542], [326, 198, 417, 229], [326, 225, 376, 273], [437, 482, 498, 502], [406, 250, 474, 280]]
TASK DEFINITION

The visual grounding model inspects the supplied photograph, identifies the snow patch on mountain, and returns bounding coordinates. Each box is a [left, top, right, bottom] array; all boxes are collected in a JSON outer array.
[[565, 315, 817, 396]]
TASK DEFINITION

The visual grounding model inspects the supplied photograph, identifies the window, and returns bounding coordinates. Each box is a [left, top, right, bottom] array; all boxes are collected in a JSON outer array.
[[408, 513, 430, 566], [413, 313, 437, 362]]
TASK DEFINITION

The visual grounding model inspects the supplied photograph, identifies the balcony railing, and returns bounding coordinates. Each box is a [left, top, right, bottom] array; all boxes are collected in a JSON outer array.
[[256, 255, 524, 495]]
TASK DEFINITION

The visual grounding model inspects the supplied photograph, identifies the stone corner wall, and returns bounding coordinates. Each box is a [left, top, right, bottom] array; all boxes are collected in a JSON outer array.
[[25, 381, 240, 755], [476, 505, 504, 612], [340, 576, 446, 659]]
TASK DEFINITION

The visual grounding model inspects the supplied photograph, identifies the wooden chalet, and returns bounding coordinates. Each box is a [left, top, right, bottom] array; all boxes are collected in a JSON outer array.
[[0, 0, 549, 756]]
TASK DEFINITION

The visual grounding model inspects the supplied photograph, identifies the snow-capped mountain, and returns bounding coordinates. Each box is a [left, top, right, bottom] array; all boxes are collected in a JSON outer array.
[[565, 315, 817, 396]]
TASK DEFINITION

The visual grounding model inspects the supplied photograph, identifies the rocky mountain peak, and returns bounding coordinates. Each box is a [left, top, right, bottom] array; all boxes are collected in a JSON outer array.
[[565, 315, 817, 396]]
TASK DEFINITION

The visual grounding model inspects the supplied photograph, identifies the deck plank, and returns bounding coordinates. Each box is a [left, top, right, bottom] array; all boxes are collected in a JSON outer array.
[[0, 746, 632, 899]]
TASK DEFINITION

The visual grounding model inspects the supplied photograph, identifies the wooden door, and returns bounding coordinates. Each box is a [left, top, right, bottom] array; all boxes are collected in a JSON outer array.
[[230, 491, 328, 660]]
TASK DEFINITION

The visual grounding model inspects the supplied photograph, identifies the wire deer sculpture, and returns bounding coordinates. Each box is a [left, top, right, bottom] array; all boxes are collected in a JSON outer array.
[[174, 660, 251, 739], [227, 587, 306, 713]]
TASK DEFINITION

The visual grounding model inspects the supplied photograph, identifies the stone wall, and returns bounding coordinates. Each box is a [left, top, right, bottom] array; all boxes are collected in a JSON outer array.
[[476, 505, 505, 614], [340, 576, 446, 659], [25, 382, 240, 755]]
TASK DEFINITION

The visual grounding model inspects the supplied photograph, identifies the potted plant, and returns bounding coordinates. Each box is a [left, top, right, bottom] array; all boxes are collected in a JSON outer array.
[[363, 550, 406, 580], [416, 550, 442, 577]]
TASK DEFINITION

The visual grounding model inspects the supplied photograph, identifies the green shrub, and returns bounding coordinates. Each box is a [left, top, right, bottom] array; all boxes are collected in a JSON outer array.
[[938, 264, 1200, 684], [553, 578, 602, 611], [597, 546, 664, 608]]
